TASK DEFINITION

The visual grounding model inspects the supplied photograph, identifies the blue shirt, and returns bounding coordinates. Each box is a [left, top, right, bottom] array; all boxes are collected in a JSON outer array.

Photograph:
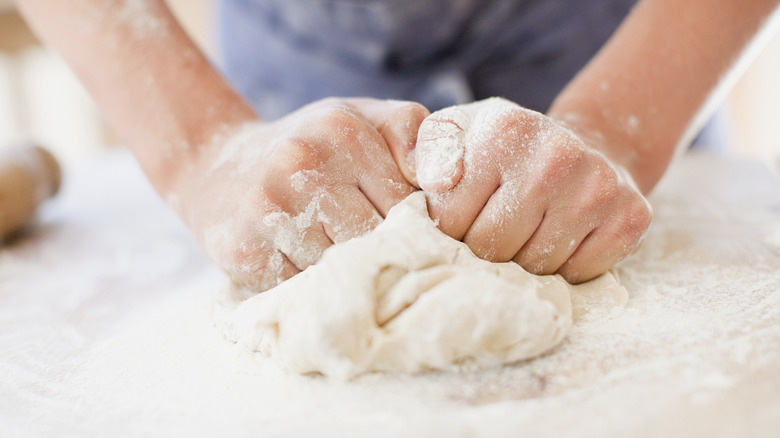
[[217, 0, 637, 119]]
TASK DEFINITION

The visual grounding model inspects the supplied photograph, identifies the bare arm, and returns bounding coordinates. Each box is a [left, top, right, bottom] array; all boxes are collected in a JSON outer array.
[[16, 0, 428, 290], [15, 0, 257, 195], [410, 0, 780, 282], [548, 0, 780, 193]]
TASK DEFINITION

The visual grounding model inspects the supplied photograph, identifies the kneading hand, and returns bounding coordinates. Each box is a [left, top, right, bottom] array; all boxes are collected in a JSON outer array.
[[411, 97, 652, 283], [174, 98, 428, 291]]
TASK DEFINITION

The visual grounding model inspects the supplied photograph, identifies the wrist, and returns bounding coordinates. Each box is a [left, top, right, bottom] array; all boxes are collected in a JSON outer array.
[[547, 103, 665, 194]]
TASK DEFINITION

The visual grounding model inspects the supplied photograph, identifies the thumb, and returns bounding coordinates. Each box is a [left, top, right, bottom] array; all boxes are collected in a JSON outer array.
[[415, 106, 471, 193], [341, 98, 429, 186]]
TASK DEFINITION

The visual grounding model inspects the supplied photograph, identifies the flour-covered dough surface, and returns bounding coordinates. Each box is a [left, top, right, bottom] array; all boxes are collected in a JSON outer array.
[[215, 192, 625, 379]]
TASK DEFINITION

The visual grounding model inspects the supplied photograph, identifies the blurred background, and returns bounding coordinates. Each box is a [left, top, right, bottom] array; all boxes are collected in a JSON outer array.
[[0, 0, 778, 174]]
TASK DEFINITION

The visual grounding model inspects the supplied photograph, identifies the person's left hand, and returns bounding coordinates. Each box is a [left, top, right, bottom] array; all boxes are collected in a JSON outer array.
[[409, 97, 652, 283]]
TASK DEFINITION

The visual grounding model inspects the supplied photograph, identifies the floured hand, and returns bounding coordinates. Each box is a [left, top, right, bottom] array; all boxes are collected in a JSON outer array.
[[411, 98, 652, 283], [173, 98, 427, 291]]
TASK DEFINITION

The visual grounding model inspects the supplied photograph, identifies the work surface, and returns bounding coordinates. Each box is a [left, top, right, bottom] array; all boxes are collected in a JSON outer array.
[[1, 151, 779, 437]]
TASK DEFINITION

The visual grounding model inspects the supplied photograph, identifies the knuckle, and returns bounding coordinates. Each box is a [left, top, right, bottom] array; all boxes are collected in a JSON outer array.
[[214, 229, 289, 292], [480, 111, 528, 156], [624, 196, 653, 235], [206, 224, 265, 277], [424, 195, 469, 241], [512, 245, 547, 276], [265, 138, 322, 179], [236, 253, 287, 292], [558, 254, 605, 284], [557, 264, 580, 284], [534, 142, 585, 187], [549, 140, 587, 171], [633, 196, 654, 226], [563, 267, 598, 285], [464, 231, 503, 263], [517, 256, 547, 277], [396, 101, 430, 120], [314, 105, 383, 154], [488, 106, 526, 132], [613, 197, 653, 254], [317, 104, 361, 128], [569, 162, 622, 216], [589, 164, 621, 203], [479, 100, 532, 134]]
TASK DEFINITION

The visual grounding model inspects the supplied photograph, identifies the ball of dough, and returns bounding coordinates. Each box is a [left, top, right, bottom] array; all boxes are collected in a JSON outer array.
[[215, 193, 579, 379]]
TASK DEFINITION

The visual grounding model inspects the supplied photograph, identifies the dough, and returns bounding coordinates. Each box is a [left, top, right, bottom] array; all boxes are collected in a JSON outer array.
[[215, 192, 626, 379]]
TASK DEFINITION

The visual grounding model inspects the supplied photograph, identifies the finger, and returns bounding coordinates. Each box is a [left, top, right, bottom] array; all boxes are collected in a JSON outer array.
[[350, 117, 417, 217], [424, 165, 499, 241], [414, 106, 472, 193], [380, 103, 429, 186], [461, 181, 546, 262], [240, 250, 302, 292], [512, 208, 595, 276], [290, 103, 416, 217], [555, 225, 631, 284], [558, 191, 652, 283], [211, 225, 302, 292], [420, 121, 501, 241], [284, 224, 333, 271], [261, 204, 334, 271], [342, 98, 430, 185], [358, 171, 416, 218], [318, 184, 383, 243]]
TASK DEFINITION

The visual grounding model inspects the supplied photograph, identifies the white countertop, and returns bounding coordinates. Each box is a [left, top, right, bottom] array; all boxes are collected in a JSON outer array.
[[0, 151, 778, 437]]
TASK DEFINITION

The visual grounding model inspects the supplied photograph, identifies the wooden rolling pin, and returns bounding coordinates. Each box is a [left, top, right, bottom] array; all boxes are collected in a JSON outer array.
[[0, 143, 61, 241]]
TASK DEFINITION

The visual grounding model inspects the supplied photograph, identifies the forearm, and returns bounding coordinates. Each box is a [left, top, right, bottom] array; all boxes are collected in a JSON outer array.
[[548, 0, 780, 193], [15, 0, 257, 194]]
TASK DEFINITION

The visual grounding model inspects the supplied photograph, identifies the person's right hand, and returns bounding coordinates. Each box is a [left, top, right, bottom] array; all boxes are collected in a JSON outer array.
[[172, 98, 428, 291]]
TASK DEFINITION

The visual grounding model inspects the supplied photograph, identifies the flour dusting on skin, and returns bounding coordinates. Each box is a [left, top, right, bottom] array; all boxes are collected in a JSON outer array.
[[263, 197, 327, 270], [416, 98, 639, 268], [291, 169, 324, 193], [211, 123, 268, 175], [116, 0, 168, 39], [624, 115, 640, 135]]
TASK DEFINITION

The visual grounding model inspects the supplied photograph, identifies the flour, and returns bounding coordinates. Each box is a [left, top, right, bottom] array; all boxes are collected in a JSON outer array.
[[263, 197, 326, 270], [766, 224, 780, 247], [210, 122, 268, 175], [3, 152, 779, 437], [290, 169, 324, 193], [115, 0, 168, 39]]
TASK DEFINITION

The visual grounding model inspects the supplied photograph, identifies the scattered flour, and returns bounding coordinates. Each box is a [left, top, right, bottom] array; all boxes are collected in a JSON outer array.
[[210, 122, 268, 175], [290, 169, 324, 193], [2, 152, 779, 437], [115, 0, 168, 39], [263, 196, 325, 270], [624, 115, 640, 135], [766, 224, 780, 247]]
